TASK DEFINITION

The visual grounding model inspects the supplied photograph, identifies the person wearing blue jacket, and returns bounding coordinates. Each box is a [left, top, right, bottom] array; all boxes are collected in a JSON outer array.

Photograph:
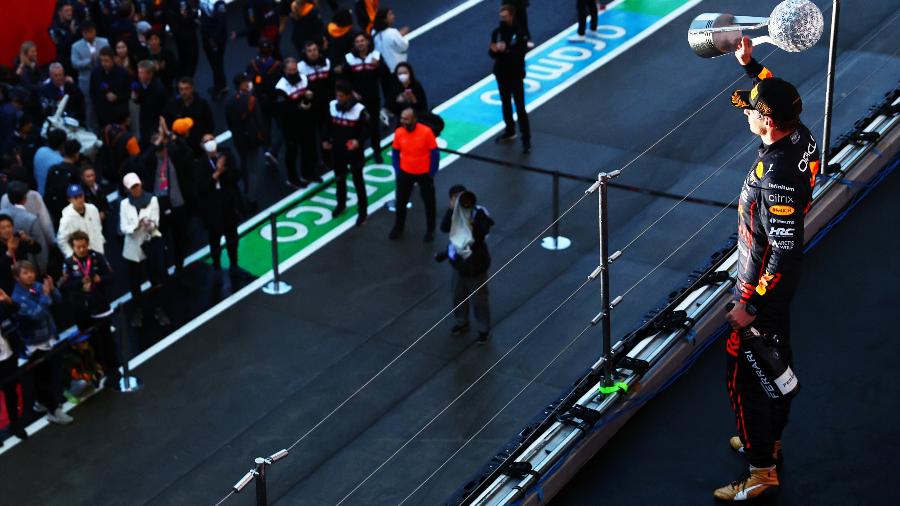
[[12, 261, 72, 425]]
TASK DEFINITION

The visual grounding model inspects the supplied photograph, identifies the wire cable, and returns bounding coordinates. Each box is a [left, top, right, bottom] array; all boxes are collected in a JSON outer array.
[[334, 273, 597, 505], [398, 319, 596, 505], [283, 190, 594, 454], [212, 490, 235, 506]]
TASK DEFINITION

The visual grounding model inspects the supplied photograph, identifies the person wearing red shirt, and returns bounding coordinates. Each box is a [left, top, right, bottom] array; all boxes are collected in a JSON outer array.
[[389, 108, 438, 242]]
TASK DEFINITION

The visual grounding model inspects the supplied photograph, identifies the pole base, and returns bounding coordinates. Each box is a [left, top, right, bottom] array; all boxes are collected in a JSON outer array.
[[117, 375, 143, 393], [387, 199, 413, 213], [541, 236, 572, 251], [262, 280, 293, 295]]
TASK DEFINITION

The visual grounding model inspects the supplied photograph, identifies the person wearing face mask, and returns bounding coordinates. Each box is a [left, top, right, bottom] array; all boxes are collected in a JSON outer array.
[[275, 58, 318, 188], [387, 62, 428, 119], [490, 5, 531, 154], [246, 38, 284, 169], [344, 32, 388, 163], [372, 8, 409, 72], [389, 108, 438, 242], [323, 79, 370, 225], [226, 73, 265, 211], [196, 133, 241, 274]]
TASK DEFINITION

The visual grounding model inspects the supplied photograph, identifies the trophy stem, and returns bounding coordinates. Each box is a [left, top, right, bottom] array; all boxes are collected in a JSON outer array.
[[751, 35, 773, 46], [821, 0, 840, 174]]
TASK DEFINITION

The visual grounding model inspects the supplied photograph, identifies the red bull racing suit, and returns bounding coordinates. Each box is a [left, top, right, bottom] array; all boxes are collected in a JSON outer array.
[[727, 58, 820, 468]]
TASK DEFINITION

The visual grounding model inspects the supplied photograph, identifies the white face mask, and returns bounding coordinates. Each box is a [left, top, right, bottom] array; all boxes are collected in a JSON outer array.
[[245, 82, 253, 93], [203, 140, 217, 153], [397, 72, 410, 84]]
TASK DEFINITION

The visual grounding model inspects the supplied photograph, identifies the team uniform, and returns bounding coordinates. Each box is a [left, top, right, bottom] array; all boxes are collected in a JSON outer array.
[[721, 57, 820, 500], [325, 99, 369, 223]]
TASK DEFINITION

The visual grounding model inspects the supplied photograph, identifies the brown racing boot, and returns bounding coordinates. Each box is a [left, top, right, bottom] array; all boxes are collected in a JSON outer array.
[[714, 465, 779, 501]]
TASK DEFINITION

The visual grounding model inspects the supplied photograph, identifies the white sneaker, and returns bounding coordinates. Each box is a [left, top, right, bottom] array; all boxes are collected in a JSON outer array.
[[33, 401, 47, 413], [568, 34, 586, 42], [46, 407, 73, 425]]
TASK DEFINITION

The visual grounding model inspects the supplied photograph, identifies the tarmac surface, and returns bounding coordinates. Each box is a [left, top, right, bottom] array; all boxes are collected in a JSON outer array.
[[0, 1, 898, 505]]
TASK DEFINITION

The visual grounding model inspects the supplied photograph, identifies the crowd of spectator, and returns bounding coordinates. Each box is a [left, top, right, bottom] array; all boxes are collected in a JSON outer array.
[[0, 0, 425, 442]]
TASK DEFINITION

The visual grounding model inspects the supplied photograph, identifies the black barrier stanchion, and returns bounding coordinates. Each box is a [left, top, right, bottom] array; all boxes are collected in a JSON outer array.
[[254, 457, 268, 505], [541, 170, 571, 251], [231, 450, 288, 505], [262, 213, 292, 295], [117, 305, 142, 393]]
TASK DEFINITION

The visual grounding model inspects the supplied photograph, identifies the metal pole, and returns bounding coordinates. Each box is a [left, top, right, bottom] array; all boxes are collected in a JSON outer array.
[[597, 172, 612, 384], [254, 458, 268, 506], [821, 0, 840, 175], [117, 305, 142, 392], [541, 171, 571, 250], [262, 213, 292, 295]]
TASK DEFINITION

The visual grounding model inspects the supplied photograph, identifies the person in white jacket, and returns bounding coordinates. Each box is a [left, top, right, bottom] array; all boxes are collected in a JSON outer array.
[[57, 184, 104, 258], [372, 8, 410, 72], [119, 172, 169, 327]]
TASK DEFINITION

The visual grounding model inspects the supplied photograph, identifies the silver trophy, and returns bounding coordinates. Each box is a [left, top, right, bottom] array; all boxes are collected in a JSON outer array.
[[688, 0, 824, 58]]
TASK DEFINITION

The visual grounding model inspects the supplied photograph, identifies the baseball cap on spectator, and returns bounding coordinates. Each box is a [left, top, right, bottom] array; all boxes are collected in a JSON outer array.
[[67, 184, 85, 198], [172, 117, 194, 135], [122, 173, 141, 189]]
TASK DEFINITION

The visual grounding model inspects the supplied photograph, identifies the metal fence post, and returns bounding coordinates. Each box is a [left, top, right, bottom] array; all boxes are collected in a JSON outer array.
[[541, 171, 572, 250], [116, 305, 142, 393], [821, 0, 840, 175], [597, 172, 613, 385], [262, 213, 292, 295], [254, 457, 268, 506]]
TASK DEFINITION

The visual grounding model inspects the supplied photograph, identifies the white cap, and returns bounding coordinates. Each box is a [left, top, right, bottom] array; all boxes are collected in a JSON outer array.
[[122, 172, 141, 189]]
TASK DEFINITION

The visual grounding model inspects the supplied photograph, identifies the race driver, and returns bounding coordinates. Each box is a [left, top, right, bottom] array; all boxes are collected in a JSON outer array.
[[716, 36, 820, 501]]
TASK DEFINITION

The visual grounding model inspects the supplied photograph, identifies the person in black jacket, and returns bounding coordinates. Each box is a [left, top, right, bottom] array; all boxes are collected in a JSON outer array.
[[45, 140, 83, 230], [90, 46, 130, 129], [200, 0, 229, 100], [142, 130, 193, 272], [225, 73, 265, 210], [326, 8, 356, 73], [489, 5, 531, 153], [145, 31, 179, 92], [48, 2, 81, 77], [386, 62, 427, 118], [59, 230, 121, 389], [39, 63, 86, 125], [289, 0, 325, 54], [196, 133, 241, 273], [79, 164, 111, 225], [164, 77, 215, 153], [171, 0, 201, 78], [246, 39, 283, 168], [438, 185, 494, 343], [322, 80, 369, 225], [344, 32, 388, 163], [299, 40, 333, 172], [0, 214, 41, 294], [133, 60, 169, 145], [274, 59, 318, 189]]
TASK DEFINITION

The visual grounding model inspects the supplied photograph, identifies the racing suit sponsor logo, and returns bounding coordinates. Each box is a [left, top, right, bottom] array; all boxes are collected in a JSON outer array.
[[755, 161, 764, 179], [769, 204, 795, 216], [790, 130, 801, 144], [744, 349, 779, 399], [768, 227, 795, 237], [772, 240, 795, 249], [770, 217, 793, 225], [768, 182, 795, 192], [798, 141, 817, 172], [767, 194, 794, 204]]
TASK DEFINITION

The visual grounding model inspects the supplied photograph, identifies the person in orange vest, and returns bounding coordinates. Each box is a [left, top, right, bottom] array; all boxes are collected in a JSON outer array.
[[389, 108, 438, 242]]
